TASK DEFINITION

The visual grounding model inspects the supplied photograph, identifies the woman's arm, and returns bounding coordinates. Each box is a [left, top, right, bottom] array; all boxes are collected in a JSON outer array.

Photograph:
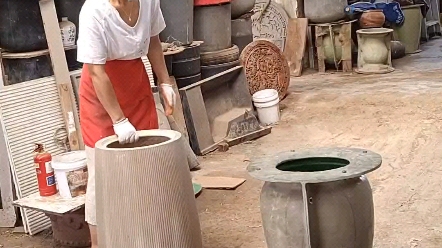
[[147, 35, 175, 115], [87, 64, 125, 123], [147, 35, 169, 84]]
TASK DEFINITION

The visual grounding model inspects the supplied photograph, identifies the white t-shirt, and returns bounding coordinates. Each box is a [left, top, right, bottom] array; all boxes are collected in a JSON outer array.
[[77, 0, 166, 64]]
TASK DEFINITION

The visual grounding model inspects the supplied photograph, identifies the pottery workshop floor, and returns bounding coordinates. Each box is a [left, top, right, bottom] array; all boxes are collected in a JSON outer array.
[[3, 39, 442, 248]]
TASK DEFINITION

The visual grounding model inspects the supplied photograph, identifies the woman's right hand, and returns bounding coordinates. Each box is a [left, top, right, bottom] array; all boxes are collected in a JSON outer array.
[[113, 118, 139, 144]]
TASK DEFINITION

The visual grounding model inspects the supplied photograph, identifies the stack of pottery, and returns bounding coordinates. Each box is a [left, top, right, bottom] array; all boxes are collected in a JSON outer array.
[[172, 42, 202, 88], [194, 0, 241, 79]]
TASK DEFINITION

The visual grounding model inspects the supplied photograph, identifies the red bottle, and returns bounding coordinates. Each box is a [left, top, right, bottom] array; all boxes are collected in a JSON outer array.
[[33, 144, 57, 196]]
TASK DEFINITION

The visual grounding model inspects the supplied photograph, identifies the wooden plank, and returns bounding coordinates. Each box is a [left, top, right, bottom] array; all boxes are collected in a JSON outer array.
[[39, 0, 81, 150], [192, 176, 246, 190], [226, 126, 272, 147], [315, 26, 326, 73], [0, 49, 6, 86], [12, 192, 85, 216], [169, 77, 189, 141], [340, 23, 353, 72], [179, 87, 215, 155], [0, 122, 16, 227], [283, 18, 308, 77]]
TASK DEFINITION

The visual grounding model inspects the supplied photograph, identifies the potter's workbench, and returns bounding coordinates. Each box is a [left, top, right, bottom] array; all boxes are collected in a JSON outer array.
[[12, 193, 85, 216]]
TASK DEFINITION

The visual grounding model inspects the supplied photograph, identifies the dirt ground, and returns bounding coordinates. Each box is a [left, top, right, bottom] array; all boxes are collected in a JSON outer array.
[[3, 39, 442, 247]]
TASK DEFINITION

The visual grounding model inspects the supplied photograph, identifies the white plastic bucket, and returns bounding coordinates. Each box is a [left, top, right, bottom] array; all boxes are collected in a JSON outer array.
[[52, 151, 88, 199], [252, 89, 280, 125]]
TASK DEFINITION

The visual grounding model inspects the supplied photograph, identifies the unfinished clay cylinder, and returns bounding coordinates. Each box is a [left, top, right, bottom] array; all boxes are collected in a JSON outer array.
[[248, 147, 382, 248], [95, 130, 203, 248]]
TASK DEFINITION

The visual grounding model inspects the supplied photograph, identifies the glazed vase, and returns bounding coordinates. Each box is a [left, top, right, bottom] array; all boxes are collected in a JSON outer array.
[[359, 9, 385, 28], [59, 17, 77, 47], [248, 147, 382, 248], [95, 130, 203, 248], [304, 0, 347, 23], [356, 28, 394, 74]]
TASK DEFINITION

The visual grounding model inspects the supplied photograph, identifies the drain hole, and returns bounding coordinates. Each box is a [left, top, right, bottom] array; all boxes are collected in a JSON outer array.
[[107, 136, 170, 149], [276, 157, 350, 172]]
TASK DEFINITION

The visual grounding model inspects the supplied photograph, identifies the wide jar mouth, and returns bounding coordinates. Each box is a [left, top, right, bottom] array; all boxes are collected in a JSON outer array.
[[95, 130, 181, 150], [106, 136, 171, 149], [276, 157, 350, 172]]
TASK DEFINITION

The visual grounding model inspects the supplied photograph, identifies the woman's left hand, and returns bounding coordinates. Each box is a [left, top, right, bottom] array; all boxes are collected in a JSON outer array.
[[159, 83, 176, 116]]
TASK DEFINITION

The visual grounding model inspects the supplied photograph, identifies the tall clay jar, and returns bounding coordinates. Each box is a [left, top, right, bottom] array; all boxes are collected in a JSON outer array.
[[248, 147, 382, 248], [304, 0, 347, 23]]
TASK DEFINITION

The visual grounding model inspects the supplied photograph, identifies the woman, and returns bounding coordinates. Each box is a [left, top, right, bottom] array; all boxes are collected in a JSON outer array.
[[76, 0, 175, 246]]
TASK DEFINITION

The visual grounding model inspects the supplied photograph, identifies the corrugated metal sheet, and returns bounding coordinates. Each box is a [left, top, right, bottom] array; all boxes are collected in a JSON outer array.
[[141, 56, 155, 86], [0, 77, 67, 235]]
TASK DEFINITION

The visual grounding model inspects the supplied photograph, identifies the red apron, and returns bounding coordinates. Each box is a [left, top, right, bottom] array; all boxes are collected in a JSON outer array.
[[79, 59, 158, 148]]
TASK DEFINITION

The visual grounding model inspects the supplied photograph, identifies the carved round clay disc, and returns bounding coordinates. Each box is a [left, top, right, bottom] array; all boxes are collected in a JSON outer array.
[[240, 39, 290, 100], [252, 0, 289, 52]]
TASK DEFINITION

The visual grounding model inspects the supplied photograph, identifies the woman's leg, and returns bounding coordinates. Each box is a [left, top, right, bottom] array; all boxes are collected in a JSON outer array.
[[85, 146, 98, 247]]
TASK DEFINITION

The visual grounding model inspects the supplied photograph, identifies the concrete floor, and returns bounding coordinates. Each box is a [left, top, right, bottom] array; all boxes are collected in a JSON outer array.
[[2, 38, 442, 247]]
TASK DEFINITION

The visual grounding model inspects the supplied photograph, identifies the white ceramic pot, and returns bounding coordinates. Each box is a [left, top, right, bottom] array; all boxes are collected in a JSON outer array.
[[59, 17, 76, 47]]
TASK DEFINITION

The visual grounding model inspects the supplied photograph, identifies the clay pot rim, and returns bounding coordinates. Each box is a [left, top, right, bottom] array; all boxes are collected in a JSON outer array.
[[357, 27, 393, 35], [247, 147, 382, 184], [95, 130, 182, 151]]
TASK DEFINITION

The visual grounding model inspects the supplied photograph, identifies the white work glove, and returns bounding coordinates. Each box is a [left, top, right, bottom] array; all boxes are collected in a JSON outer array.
[[113, 118, 139, 144], [159, 83, 176, 116]]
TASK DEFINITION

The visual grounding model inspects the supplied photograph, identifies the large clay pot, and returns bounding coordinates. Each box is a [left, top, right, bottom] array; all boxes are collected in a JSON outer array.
[[356, 28, 394, 74], [194, 3, 232, 52], [47, 208, 91, 247], [304, 0, 347, 23], [160, 0, 194, 45], [3, 55, 53, 84], [231, 15, 253, 54], [95, 130, 203, 248], [0, 0, 47, 52], [393, 4, 423, 54], [359, 10, 385, 28], [391, 41, 406, 60], [248, 148, 382, 248], [322, 35, 343, 65], [231, 0, 255, 19]]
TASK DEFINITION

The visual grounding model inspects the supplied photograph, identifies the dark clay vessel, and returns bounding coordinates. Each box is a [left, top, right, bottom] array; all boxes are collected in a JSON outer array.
[[0, 0, 48, 52]]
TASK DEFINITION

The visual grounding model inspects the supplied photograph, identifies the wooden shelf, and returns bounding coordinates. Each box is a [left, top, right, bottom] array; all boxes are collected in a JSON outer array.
[[1, 45, 77, 59]]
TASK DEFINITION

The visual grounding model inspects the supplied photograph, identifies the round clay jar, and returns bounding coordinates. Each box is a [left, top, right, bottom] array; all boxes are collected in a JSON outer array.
[[359, 10, 386, 29]]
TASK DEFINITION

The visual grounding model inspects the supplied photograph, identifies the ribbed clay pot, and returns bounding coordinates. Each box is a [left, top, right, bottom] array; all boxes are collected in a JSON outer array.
[[359, 10, 385, 28], [95, 130, 203, 248], [248, 147, 382, 248]]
